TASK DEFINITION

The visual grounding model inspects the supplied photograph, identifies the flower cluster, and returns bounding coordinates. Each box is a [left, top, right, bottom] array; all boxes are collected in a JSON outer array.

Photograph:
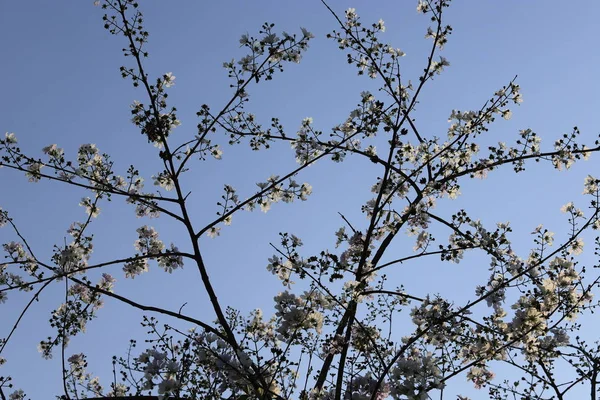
[[227, 22, 313, 84], [246, 175, 312, 214], [344, 373, 389, 400], [128, 72, 180, 145], [389, 349, 445, 398], [157, 244, 184, 273], [152, 170, 175, 191], [134, 225, 164, 254], [274, 291, 324, 340], [466, 365, 495, 389], [136, 349, 180, 396]]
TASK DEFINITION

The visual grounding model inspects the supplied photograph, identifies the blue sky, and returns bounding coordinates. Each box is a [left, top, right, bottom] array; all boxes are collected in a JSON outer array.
[[1, 1, 600, 398]]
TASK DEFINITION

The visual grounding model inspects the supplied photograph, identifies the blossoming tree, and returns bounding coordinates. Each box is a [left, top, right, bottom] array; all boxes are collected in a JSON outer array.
[[2, 0, 600, 399]]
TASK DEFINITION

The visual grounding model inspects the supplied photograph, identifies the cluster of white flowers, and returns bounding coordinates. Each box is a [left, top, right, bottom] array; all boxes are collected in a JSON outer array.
[[130, 96, 181, 146], [99, 273, 116, 292], [124, 228, 182, 276], [79, 196, 100, 218], [246, 176, 312, 215], [569, 237, 584, 255], [123, 226, 167, 277], [447, 110, 477, 139], [69, 283, 93, 304], [50, 223, 94, 278], [552, 144, 576, 170], [37, 339, 54, 360], [351, 324, 380, 353], [292, 117, 324, 165], [211, 145, 223, 159], [123, 258, 149, 279], [389, 348, 445, 398], [531, 224, 554, 247], [54, 242, 92, 276], [134, 225, 164, 254], [193, 331, 269, 397], [428, 56, 450, 75], [412, 230, 430, 252], [124, 177, 159, 218], [405, 197, 436, 230], [3, 241, 27, 261], [518, 129, 542, 154], [583, 174, 599, 195], [560, 201, 581, 215], [69, 274, 114, 313], [136, 349, 180, 396], [52, 302, 87, 333], [112, 174, 127, 189], [42, 143, 64, 160], [344, 373, 389, 400], [364, 145, 377, 157], [4, 132, 17, 144], [230, 24, 312, 80], [475, 275, 505, 315], [8, 390, 25, 400], [339, 231, 369, 268], [162, 72, 175, 88], [86, 376, 103, 395], [245, 308, 276, 340], [266, 255, 295, 287], [25, 161, 43, 182], [157, 243, 184, 273], [504, 255, 590, 361], [67, 353, 89, 382], [274, 291, 324, 339], [459, 334, 505, 365], [410, 297, 461, 345], [466, 365, 495, 389], [416, 0, 430, 13], [152, 171, 175, 191], [345, 8, 358, 27], [425, 26, 448, 49], [107, 383, 127, 397], [539, 328, 570, 353], [77, 144, 100, 169]]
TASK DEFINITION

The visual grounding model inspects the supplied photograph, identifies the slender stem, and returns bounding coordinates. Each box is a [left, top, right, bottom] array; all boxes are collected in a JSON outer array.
[[0, 280, 53, 355]]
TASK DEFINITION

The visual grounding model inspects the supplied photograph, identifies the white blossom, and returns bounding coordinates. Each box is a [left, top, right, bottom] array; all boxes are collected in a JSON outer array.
[[123, 258, 149, 278], [163, 72, 175, 88], [25, 162, 43, 182], [158, 244, 184, 273], [4, 132, 17, 144], [583, 175, 598, 195], [207, 226, 221, 238], [416, 0, 429, 13], [152, 171, 175, 191], [300, 27, 314, 39], [8, 390, 25, 400], [569, 238, 584, 255], [42, 144, 64, 159], [79, 197, 100, 218]]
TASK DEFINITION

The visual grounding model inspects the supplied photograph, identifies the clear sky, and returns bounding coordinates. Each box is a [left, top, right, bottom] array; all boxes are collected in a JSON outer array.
[[1, 1, 600, 399]]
